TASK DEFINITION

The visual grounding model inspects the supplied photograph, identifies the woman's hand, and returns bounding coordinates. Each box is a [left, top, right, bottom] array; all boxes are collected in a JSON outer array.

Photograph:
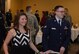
[[44, 50, 51, 54], [40, 51, 45, 54]]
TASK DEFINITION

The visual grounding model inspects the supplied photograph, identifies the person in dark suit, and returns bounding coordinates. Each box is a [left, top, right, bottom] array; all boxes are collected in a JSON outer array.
[[35, 10, 40, 24], [0, 10, 6, 50], [6, 9, 12, 27], [42, 5, 71, 54]]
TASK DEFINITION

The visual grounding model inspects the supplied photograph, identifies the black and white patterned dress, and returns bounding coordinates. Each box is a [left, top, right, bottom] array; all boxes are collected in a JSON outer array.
[[10, 28, 30, 54]]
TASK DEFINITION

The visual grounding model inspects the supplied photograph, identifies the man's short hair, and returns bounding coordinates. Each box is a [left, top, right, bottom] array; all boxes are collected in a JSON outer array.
[[26, 6, 31, 11], [54, 5, 64, 11]]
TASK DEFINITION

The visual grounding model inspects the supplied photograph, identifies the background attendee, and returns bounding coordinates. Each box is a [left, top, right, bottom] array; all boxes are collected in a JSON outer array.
[[49, 9, 55, 18], [40, 11, 49, 27], [5, 9, 12, 27], [0, 10, 6, 50], [35, 10, 40, 24], [64, 8, 72, 27], [26, 6, 39, 54], [15, 10, 20, 16], [26, 6, 39, 44], [20, 9, 24, 13]]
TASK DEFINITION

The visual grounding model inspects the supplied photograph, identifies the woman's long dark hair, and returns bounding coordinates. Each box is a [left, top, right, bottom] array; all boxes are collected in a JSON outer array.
[[13, 13, 29, 32]]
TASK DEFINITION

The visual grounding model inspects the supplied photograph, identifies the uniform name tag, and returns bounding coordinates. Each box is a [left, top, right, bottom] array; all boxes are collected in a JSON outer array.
[[51, 28, 56, 30]]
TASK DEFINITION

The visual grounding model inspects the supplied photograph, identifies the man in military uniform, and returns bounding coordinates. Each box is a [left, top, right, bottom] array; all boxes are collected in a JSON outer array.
[[0, 10, 6, 50], [26, 6, 39, 54], [42, 5, 71, 54], [26, 6, 39, 44]]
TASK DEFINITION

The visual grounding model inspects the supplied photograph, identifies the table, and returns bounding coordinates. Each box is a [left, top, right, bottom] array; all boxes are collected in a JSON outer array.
[[71, 28, 79, 42], [35, 28, 43, 45]]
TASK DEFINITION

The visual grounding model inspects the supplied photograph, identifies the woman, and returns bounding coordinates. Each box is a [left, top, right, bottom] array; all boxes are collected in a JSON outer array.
[[3, 13, 42, 54]]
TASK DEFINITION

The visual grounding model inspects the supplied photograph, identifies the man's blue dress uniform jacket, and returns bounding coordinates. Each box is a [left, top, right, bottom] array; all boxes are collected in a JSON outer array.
[[42, 17, 71, 52]]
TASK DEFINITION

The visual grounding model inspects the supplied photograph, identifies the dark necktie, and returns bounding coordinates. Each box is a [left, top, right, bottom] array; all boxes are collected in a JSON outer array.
[[58, 20, 61, 26]]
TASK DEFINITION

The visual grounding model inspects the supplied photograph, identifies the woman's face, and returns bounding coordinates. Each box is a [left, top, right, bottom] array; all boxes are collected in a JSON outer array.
[[19, 15, 27, 26]]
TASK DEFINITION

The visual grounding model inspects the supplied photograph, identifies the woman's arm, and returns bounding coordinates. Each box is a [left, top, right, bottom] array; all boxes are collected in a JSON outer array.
[[29, 40, 40, 54], [3, 29, 14, 54]]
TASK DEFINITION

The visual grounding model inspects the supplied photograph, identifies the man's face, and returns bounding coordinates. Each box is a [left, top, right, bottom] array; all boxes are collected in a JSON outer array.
[[28, 8, 32, 13], [55, 7, 65, 19]]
